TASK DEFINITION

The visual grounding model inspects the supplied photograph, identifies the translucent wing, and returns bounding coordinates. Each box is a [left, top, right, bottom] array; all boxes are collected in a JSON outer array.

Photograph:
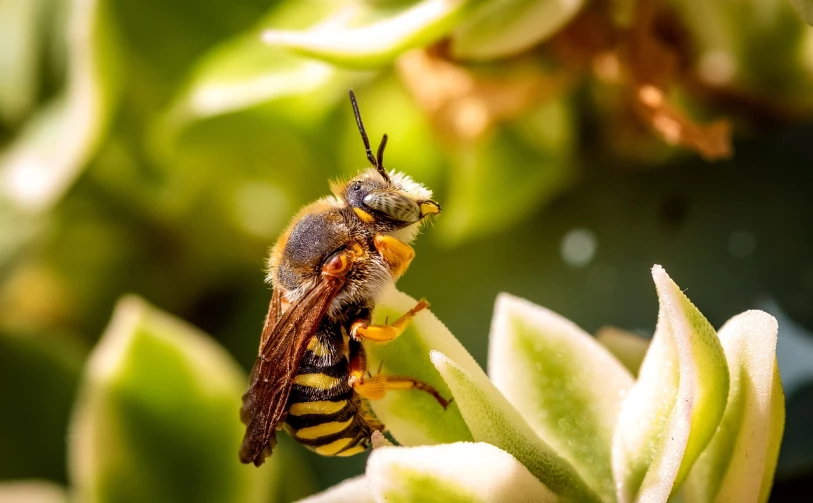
[[239, 275, 345, 466]]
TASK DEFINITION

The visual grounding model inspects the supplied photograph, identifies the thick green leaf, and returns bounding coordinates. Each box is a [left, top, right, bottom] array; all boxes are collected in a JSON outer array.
[[0, 0, 120, 213], [611, 265, 730, 502], [489, 294, 634, 502], [437, 97, 575, 245], [260, 0, 486, 68], [0, 330, 84, 483], [0, 0, 48, 124], [790, 0, 813, 25], [159, 2, 368, 136], [0, 199, 42, 266], [431, 351, 601, 502], [451, 0, 584, 60], [365, 285, 474, 446], [69, 296, 272, 503], [684, 311, 785, 503], [765, 298, 813, 399], [367, 442, 559, 502], [0, 481, 68, 503], [595, 327, 650, 378], [108, 0, 268, 90], [297, 476, 373, 503]]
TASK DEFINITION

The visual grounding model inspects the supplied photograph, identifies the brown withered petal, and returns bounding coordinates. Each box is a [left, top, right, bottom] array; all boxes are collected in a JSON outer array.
[[396, 49, 570, 143], [634, 85, 732, 161]]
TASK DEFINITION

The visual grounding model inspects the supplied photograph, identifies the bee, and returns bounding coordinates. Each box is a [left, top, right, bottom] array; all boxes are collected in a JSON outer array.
[[239, 90, 450, 466]]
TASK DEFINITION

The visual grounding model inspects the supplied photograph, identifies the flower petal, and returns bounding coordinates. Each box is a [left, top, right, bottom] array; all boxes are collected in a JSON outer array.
[[684, 311, 785, 503], [612, 265, 730, 502], [296, 476, 373, 503], [261, 0, 485, 68], [69, 296, 273, 503], [365, 285, 475, 446], [489, 294, 634, 502], [451, 0, 584, 60], [595, 327, 650, 377], [367, 442, 559, 502], [431, 351, 601, 502]]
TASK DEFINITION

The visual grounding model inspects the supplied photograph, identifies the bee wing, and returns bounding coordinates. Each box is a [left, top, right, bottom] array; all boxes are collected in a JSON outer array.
[[257, 287, 282, 353], [239, 275, 345, 466]]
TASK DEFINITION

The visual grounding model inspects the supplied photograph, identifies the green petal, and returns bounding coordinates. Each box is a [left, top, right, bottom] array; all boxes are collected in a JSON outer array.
[[0, 0, 120, 213], [451, 0, 584, 60], [365, 285, 474, 446], [69, 296, 272, 503], [261, 0, 486, 68], [489, 294, 634, 502], [595, 327, 650, 377], [0, 0, 49, 124], [683, 311, 785, 503], [431, 352, 601, 502], [0, 480, 68, 503], [296, 476, 373, 503], [367, 443, 559, 503], [611, 265, 730, 502]]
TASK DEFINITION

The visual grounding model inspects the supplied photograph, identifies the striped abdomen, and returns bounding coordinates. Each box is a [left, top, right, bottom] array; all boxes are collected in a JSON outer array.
[[284, 323, 382, 456]]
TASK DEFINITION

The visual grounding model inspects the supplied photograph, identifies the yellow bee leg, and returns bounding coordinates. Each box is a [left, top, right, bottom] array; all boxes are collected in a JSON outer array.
[[350, 373, 452, 409], [350, 300, 428, 342], [374, 235, 415, 280], [347, 344, 451, 409]]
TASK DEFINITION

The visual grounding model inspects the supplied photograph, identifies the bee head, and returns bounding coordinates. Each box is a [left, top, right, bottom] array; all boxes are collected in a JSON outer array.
[[334, 91, 441, 231]]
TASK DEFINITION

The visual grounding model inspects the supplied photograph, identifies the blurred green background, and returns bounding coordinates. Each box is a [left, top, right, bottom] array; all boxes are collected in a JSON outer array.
[[1, 0, 813, 501]]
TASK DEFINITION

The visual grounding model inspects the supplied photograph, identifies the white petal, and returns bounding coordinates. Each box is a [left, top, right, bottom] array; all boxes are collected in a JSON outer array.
[[367, 443, 559, 502], [431, 351, 601, 502], [611, 265, 729, 502], [489, 294, 634, 501], [684, 311, 785, 503], [595, 326, 650, 377], [295, 476, 373, 503], [365, 285, 482, 446]]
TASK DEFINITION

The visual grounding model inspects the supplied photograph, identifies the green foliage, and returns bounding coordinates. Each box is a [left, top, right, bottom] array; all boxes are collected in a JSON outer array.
[[70, 296, 274, 503], [790, 0, 813, 25], [1, 0, 811, 500], [0, 330, 84, 483]]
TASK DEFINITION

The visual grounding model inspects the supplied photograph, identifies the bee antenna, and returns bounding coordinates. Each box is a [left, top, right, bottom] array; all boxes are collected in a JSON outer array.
[[376, 134, 388, 178], [349, 90, 391, 183]]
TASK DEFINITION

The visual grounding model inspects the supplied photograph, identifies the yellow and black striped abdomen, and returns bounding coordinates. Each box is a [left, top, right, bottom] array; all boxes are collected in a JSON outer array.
[[284, 327, 381, 456]]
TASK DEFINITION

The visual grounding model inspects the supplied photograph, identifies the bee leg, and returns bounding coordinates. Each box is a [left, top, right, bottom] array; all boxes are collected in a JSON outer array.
[[348, 346, 451, 409], [373, 235, 415, 280], [350, 300, 428, 342]]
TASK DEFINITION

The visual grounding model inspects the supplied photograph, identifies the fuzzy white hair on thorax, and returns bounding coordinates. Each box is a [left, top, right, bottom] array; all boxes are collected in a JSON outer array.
[[387, 170, 433, 201]]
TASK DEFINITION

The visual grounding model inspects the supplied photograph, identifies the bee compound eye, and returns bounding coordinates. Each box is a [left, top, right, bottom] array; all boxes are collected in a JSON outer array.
[[323, 251, 352, 277]]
